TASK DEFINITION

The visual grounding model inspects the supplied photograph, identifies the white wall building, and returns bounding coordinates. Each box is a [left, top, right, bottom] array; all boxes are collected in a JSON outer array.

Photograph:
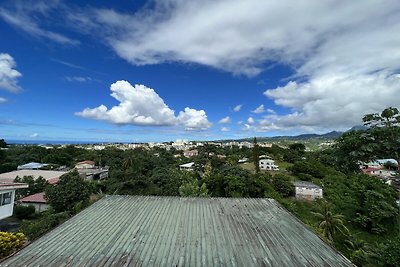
[[0, 183, 28, 220], [259, 159, 279, 171], [294, 181, 323, 201]]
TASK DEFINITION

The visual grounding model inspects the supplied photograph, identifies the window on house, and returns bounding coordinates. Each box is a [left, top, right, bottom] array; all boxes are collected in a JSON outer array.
[[0, 192, 12, 206]]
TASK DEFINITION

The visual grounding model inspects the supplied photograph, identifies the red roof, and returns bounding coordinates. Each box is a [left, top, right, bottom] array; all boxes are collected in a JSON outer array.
[[19, 192, 47, 203], [47, 177, 59, 184]]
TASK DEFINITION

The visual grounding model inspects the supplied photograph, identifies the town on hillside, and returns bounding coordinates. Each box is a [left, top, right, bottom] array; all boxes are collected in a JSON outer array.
[[0, 107, 399, 266]]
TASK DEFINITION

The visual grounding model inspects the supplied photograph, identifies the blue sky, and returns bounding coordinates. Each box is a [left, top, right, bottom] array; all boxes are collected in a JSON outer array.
[[0, 0, 399, 142]]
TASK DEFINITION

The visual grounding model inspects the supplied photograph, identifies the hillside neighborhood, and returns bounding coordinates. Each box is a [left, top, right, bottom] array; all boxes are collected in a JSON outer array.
[[0, 106, 399, 266]]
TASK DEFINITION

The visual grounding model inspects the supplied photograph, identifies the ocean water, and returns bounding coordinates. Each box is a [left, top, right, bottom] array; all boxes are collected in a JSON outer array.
[[6, 140, 110, 145]]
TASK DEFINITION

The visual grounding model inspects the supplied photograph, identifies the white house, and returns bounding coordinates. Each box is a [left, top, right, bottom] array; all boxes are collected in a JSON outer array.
[[19, 192, 49, 213], [0, 182, 28, 220], [259, 159, 279, 171], [179, 162, 195, 171], [294, 181, 323, 201], [362, 167, 397, 178]]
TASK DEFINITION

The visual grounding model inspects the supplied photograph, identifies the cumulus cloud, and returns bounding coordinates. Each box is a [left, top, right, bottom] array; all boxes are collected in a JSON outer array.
[[233, 104, 242, 112], [0, 53, 22, 92], [218, 116, 231, 124], [76, 80, 212, 131], [252, 105, 265, 114], [220, 127, 230, 132], [177, 107, 212, 131], [247, 117, 255, 125], [30, 133, 39, 138], [264, 72, 400, 132]]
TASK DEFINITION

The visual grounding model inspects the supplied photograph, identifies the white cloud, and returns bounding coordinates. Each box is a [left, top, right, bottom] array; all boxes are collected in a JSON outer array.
[[220, 127, 230, 132], [65, 76, 100, 83], [0, 53, 22, 92], [30, 133, 39, 138], [63, 1, 400, 131], [177, 107, 212, 131], [247, 117, 255, 125], [218, 116, 231, 124], [0, 97, 6, 103], [252, 105, 265, 114], [233, 104, 242, 112], [237, 121, 243, 125], [62, 1, 398, 76], [0, 2, 78, 45], [264, 72, 400, 131], [76, 80, 212, 131], [267, 108, 275, 114]]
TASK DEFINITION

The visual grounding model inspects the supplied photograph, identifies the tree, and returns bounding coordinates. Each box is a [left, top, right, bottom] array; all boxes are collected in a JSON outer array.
[[312, 201, 349, 244], [253, 137, 260, 174], [335, 107, 400, 172], [362, 107, 400, 171], [45, 171, 90, 212], [289, 143, 306, 153], [0, 139, 6, 148], [270, 174, 294, 197], [179, 180, 209, 197]]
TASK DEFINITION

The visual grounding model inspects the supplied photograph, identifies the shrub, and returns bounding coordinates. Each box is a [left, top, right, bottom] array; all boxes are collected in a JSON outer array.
[[297, 173, 314, 182], [0, 232, 25, 258], [20, 212, 70, 240], [14, 205, 36, 219]]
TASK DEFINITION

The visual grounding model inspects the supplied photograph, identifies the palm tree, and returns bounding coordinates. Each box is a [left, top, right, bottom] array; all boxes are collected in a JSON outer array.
[[312, 201, 349, 244], [122, 153, 135, 170]]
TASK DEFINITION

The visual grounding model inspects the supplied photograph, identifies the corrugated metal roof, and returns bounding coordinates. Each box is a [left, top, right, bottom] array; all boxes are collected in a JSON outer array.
[[0, 170, 68, 183], [1, 196, 353, 267]]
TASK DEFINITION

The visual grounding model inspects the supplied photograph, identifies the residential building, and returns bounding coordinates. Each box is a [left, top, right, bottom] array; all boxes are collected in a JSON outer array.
[[1, 196, 352, 266], [259, 159, 279, 171], [294, 181, 323, 201], [0, 182, 28, 220], [18, 192, 49, 213], [183, 149, 198, 157], [75, 160, 96, 169], [179, 162, 195, 171]]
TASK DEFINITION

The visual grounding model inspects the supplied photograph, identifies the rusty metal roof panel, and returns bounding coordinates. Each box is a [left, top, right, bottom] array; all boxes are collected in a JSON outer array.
[[1, 196, 353, 266]]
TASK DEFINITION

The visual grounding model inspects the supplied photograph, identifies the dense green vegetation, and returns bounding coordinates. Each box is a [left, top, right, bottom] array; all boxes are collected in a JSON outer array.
[[1, 107, 399, 266]]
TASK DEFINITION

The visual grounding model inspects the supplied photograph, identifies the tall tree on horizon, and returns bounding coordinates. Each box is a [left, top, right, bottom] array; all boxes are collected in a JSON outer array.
[[253, 137, 260, 174]]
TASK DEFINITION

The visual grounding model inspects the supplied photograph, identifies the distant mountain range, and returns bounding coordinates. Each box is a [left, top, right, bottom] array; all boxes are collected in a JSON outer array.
[[219, 125, 369, 143]]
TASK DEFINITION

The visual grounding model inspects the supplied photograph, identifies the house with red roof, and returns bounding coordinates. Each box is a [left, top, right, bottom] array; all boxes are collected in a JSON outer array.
[[19, 192, 49, 213]]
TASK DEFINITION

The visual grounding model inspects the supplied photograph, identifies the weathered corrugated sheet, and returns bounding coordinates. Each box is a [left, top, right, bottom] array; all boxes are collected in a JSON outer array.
[[1, 196, 353, 266]]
